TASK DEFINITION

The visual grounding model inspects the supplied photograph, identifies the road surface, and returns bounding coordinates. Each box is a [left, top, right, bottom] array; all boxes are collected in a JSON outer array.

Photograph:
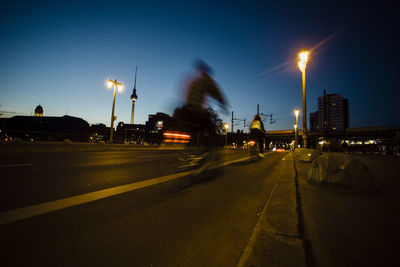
[[1, 148, 289, 266]]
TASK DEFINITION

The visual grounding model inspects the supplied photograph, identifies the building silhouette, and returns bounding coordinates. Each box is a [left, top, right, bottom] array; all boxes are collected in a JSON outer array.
[[34, 104, 43, 117], [0, 115, 90, 141], [90, 123, 109, 142], [309, 111, 318, 131], [113, 112, 171, 144], [115, 122, 146, 144], [311, 90, 349, 132]]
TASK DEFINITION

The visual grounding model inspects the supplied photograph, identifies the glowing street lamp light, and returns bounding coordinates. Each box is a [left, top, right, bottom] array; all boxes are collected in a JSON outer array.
[[117, 84, 123, 93], [294, 108, 299, 148], [107, 80, 114, 89], [224, 123, 229, 146], [299, 51, 309, 65], [107, 79, 124, 144], [298, 50, 310, 147]]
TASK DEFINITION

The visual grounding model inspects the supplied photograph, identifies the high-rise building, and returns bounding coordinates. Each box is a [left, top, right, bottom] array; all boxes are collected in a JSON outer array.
[[314, 90, 349, 132], [309, 111, 318, 131]]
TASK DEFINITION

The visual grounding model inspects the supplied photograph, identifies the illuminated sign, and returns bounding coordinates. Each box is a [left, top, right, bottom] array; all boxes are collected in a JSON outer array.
[[157, 121, 163, 130]]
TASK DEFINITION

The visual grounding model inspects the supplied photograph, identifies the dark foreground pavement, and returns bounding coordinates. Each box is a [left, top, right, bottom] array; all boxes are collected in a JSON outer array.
[[295, 153, 400, 267], [0, 150, 306, 266]]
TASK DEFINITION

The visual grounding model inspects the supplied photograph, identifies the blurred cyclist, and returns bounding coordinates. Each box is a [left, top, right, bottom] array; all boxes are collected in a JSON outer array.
[[173, 59, 227, 147], [249, 114, 266, 155]]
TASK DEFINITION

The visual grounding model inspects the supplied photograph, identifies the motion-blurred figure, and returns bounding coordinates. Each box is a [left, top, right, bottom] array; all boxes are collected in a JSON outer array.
[[249, 114, 266, 155], [185, 59, 226, 110], [173, 59, 227, 147]]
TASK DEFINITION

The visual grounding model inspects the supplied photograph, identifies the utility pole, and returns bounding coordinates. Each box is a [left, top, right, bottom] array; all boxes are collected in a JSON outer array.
[[231, 111, 247, 132], [107, 79, 124, 144], [298, 50, 310, 148], [231, 111, 234, 133], [257, 104, 275, 124]]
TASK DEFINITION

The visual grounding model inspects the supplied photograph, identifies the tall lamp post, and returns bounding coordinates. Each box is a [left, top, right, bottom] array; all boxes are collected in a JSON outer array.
[[294, 108, 299, 148], [224, 123, 229, 146], [298, 50, 310, 147], [107, 79, 124, 144]]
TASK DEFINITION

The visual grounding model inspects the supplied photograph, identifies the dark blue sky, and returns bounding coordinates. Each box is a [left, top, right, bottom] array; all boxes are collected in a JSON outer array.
[[1, 0, 399, 131]]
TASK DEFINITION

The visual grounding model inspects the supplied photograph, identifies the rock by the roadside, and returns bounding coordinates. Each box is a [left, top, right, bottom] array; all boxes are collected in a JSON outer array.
[[296, 148, 321, 162], [307, 152, 375, 191]]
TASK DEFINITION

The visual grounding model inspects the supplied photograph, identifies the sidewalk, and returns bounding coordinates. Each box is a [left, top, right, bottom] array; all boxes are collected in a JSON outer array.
[[240, 153, 307, 267], [295, 152, 400, 267]]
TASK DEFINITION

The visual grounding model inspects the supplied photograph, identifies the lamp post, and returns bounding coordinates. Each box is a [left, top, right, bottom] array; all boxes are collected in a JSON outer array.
[[298, 50, 310, 147], [294, 108, 299, 148], [107, 79, 124, 144], [224, 123, 229, 146]]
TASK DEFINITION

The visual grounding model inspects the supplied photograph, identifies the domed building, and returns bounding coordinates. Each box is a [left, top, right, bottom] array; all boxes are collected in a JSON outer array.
[[34, 105, 43, 117]]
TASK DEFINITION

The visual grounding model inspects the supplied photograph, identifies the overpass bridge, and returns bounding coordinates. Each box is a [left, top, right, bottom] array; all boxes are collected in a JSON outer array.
[[266, 127, 400, 153]]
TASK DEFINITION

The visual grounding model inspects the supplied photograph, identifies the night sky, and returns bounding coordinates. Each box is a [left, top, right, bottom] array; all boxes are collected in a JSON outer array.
[[1, 0, 399, 131]]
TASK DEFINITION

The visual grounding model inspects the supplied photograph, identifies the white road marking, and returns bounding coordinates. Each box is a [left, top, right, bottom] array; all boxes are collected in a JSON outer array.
[[0, 163, 34, 168], [0, 155, 253, 226], [0, 170, 192, 226]]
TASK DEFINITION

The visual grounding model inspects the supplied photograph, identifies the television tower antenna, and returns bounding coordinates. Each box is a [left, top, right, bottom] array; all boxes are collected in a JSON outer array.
[[130, 66, 138, 124]]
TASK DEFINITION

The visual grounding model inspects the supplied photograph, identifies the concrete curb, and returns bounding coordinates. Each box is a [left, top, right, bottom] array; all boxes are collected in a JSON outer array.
[[263, 154, 300, 237], [238, 153, 307, 267]]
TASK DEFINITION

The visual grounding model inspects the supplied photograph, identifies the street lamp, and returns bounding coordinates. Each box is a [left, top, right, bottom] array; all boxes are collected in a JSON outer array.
[[294, 108, 299, 148], [107, 79, 124, 144], [298, 50, 310, 147], [224, 123, 229, 146]]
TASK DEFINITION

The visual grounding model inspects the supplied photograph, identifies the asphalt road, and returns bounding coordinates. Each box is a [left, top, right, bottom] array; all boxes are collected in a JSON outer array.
[[1, 149, 288, 266], [0, 148, 249, 212]]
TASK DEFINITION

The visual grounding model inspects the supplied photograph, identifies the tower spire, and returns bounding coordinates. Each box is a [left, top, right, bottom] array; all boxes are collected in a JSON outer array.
[[134, 66, 137, 90], [130, 66, 138, 124]]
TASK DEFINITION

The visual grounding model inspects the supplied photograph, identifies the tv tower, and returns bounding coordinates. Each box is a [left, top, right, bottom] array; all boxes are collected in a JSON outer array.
[[130, 66, 138, 124]]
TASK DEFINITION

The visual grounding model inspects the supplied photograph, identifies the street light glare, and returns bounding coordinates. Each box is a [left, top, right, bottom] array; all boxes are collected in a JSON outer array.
[[294, 109, 299, 116], [298, 61, 305, 72], [299, 51, 309, 63], [224, 123, 229, 129], [107, 80, 114, 89], [106, 78, 123, 144], [297, 50, 310, 147]]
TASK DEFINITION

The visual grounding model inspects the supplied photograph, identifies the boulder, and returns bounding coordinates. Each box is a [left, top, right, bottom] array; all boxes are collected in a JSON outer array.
[[298, 148, 321, 162], [307, 153, 375, 191]]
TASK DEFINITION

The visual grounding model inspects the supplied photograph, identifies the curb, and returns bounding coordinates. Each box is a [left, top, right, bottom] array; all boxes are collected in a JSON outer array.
[[238, 153, 307, 267], [293, 152, 314, 267]]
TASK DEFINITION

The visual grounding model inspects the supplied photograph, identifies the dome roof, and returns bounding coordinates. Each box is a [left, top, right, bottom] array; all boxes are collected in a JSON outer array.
[[35, 105, 43, 114]]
